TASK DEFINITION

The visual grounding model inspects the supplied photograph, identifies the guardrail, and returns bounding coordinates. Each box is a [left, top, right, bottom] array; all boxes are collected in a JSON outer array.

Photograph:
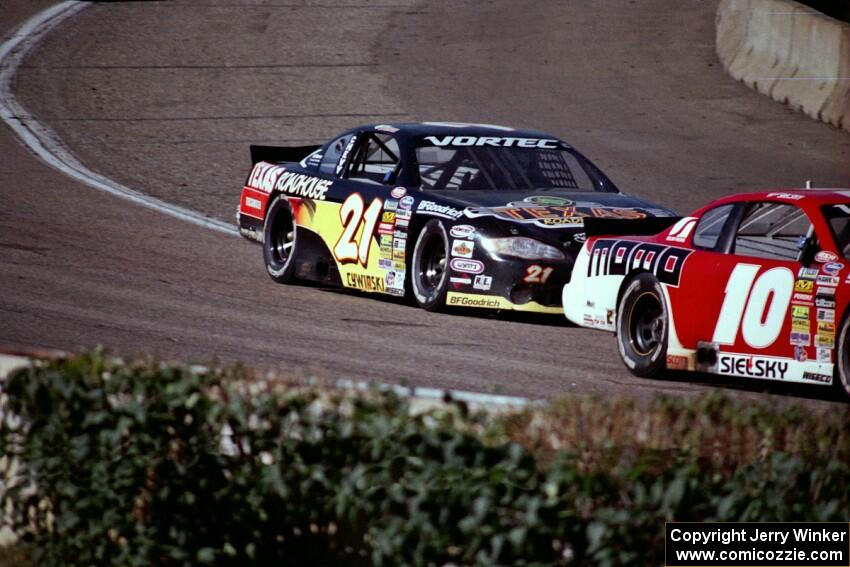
[[717, 0, 850, 132]]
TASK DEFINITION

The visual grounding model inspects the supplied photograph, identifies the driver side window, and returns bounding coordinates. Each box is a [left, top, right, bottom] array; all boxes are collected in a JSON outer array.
[[732, 202, 813, 261], [346, 133, 400, 185]]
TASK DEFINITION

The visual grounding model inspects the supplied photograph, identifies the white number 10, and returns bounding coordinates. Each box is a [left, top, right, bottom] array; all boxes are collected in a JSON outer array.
[[712, 265, 794, 348]]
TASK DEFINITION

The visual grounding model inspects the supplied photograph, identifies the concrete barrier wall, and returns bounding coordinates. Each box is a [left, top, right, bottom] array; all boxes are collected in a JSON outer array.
[[717, 0, 850, 132]]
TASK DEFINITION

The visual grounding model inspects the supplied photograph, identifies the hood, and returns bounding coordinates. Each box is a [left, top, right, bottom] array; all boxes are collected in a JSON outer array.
[[424, 190, 675, 230]]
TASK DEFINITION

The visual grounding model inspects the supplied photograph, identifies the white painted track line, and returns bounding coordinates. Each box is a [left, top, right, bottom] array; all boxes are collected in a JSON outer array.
[[0, 1, 238, 236]]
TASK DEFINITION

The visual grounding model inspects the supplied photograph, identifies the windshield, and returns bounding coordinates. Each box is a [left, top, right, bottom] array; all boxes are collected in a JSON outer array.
[[414, 138, 611, 192], [822, 204, 850, 259]]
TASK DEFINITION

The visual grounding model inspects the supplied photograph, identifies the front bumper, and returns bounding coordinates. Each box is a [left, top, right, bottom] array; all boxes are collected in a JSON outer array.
[[445, 256, 570, 314]]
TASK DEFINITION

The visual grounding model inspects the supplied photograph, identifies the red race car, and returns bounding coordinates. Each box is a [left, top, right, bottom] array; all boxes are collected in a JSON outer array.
[[562, 189, 850, 397]]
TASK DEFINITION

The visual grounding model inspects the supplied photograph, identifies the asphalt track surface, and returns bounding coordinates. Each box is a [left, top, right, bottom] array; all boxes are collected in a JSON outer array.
[[2, 0, 849, 403]]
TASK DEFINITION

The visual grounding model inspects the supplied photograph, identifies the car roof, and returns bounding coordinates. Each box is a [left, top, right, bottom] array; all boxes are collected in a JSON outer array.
[[355, 122, 562, 142], [706, 189, 850, 208]]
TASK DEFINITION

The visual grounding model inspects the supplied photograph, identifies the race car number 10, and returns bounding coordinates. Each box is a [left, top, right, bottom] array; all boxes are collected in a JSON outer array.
[[334, 194, 383, 266], [712, 265, 794, 348]]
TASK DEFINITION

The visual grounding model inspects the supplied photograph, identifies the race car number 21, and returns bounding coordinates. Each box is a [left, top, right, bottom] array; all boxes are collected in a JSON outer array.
[[334, 193, 383, 266], [712, 265, 794, 348]]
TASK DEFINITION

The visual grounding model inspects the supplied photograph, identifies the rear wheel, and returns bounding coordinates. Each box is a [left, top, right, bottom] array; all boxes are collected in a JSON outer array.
[[411, 219, 449, 311], [616, 273, 668, 377], [263, 195, 298, 284], [833, 312, 850, 400]]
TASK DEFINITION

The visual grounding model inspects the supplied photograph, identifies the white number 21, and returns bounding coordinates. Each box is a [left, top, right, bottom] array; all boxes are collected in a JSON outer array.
[[712, 265, 794, 348]]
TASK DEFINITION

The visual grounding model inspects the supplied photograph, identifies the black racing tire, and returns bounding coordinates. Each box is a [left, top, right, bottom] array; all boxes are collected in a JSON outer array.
[[833, 310, 850, 400], [263, 195, 298, 284], [411, 219, 450, 311], [616, 273, 668, 378]]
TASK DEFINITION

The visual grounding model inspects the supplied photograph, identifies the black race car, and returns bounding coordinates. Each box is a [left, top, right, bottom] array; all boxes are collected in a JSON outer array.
[[237, 122, 675, 313]]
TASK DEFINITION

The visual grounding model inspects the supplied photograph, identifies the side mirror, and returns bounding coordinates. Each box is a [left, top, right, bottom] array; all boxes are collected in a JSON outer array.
[[383, 169, 398, 185], [798, 236, 819, 266]]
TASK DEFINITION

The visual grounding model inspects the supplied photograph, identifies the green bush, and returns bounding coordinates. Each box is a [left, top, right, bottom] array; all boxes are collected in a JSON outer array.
[[1, 352, 849, 566]]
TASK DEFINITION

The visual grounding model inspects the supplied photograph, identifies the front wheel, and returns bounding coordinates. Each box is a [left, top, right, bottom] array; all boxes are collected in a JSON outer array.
[[616, 273, 668, 378], [263, 195, 298, 284], [411, 219, 449, 311]]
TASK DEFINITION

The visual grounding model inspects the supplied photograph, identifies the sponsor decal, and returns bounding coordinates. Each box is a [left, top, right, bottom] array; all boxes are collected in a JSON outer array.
[[817, 286, 836, 297], [378, 223, 394, 235], [450, 224, 476, 238], [794, 345, 807, 362], [793, 292, 813, 303], [399, 196, 415, 210], [816, 297, 836, 308], [573, 232, 586, 243], [817, 308, 835, 323], [247, 163, 333, 200], [815, 251, 838, 263], [791, 305, 810, 319], [447, 294, 503, 308], [393, 260, 405, 271], [817, 347, 832, 363], [384, 199, 398, 211], [666, 354, 688, 370], [465, 203, 645, 229], [450, 276, 472, 285], [766, 192, 804, 200], [393, 249, 406, 262], [523, 195, 573, 206], [395, 208, 412, 219], [817, 274, 840, 286], [666, 217, 698, 243], [393, 237, 406, 250], [395, 217, 410, 229], [473, 274, 493, 291], [336, 135, 357, 175], [424, 135, 560, 149], [387, 288, 405, 297], [587, 239, 692, 287], [790, 331, 811, 346], [345, 272, 386, 292], [378, 258, 392, 269], [380, 234, 393, 246], [303, 149, 323, 167], [717, 353, 789, 380], [818, 321, 836, 334], [816, 333, 835, 348], [802, 372, 832, 384], [794, 280, 814, 293], [823, 262, 844, 275], [244, 196, 262, 210], [538, 217, 584, 226], [382, 211, 396, 224], [417, 200, 462, 219], [791, 319, 810, 333], [450, 258, 485, 274], [798, 267, 819, 280], [451, 239, 474, 258], [390, 187, 406, 199]]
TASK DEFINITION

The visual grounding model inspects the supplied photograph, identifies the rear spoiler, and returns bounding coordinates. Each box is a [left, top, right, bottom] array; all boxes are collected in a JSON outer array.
[[250, 144, 321, 165], [583, 217, 681, 238]]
